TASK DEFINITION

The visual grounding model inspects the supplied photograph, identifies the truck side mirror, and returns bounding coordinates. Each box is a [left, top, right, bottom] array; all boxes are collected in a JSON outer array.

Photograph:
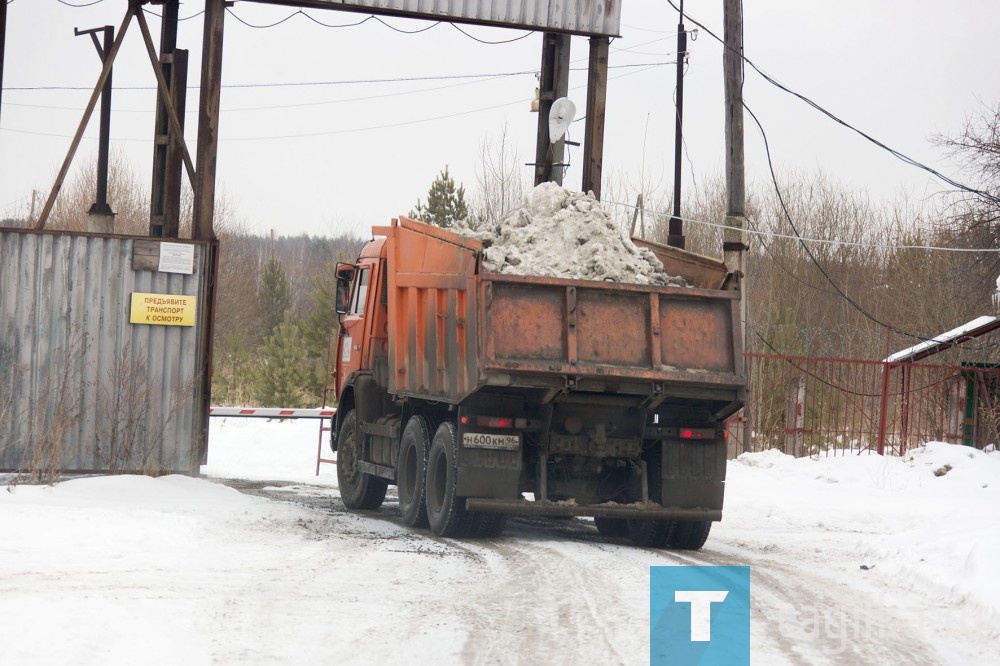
[[335, 263, 355, 315]]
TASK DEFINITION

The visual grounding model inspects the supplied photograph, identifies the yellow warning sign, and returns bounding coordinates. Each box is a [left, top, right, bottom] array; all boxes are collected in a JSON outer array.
[[130, 292, 197, 327]]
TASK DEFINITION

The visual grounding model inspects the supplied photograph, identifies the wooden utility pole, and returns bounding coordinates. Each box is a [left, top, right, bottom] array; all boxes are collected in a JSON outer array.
[[149, 0, 187, 238], [0, 0, 7, 136], [533, 32, 571, 186], [582, 36, 608, 199], [723, 0, 747, 350], [668, 0, 688, 249]]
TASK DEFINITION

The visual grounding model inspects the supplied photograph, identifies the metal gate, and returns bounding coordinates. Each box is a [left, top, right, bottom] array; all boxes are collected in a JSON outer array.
[[727, 354, 996, 457], [0, 229, 212, 475]]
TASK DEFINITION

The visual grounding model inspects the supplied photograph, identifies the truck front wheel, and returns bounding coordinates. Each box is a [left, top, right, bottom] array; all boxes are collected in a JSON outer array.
[[337, 410, 388, 510], [397, 415, 432, 528], [425, 421, 475, 537]]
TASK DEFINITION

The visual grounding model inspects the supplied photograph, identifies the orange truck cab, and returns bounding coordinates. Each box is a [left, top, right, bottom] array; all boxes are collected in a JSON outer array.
[[330, 216, 745, 548]]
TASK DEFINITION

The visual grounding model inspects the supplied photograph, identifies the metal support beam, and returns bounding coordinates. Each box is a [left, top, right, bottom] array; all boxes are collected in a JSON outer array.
[[581, 36, 608, 199], [74, 25, 116, 231], [533, 32, 571, 186], [36, 8, 133, 230]]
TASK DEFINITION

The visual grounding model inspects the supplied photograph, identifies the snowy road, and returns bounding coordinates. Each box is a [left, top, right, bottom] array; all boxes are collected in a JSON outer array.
[[218, 475, 998, 666], [2, 418, 998, 664]]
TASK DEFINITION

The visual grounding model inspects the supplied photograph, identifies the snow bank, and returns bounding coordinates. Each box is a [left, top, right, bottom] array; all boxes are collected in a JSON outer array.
[[456, 182, 686, 286], [725, 442, 1000, 623]]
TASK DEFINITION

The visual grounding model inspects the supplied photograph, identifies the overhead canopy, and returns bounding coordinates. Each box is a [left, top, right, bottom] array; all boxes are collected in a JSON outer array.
[[247, 0, 622, 36], [883, 316, 1000, 363]]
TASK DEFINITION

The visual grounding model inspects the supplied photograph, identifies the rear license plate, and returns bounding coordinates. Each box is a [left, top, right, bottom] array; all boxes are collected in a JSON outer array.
[[462, 432, 521, 451]]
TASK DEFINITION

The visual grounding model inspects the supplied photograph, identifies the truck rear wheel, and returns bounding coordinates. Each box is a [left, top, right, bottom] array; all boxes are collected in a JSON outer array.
[[627, 519, 675, 548], [337, 410, 388, 510], [594, 517, 630, 538], [628, 443, 674, 548], [470, 512, 507, 538], [668, 520, 712, 550], [425, 421, 475, 537], [397, 415, 432, 528]]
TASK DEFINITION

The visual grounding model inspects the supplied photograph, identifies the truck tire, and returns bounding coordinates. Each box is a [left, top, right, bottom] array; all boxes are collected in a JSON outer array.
[[594, 517, 630, 538], [668, 520, 712, 550], [628, 444, 674, 548], [337, 410, 388, 510], [627, 518, 675, 548], [470, 512, 507, 538], [425, 421, 476, 538], [397, 415, 432, 528]]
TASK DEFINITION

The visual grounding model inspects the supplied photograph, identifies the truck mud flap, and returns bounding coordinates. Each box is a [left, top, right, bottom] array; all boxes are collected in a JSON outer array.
[[464, 498, 721, 522]]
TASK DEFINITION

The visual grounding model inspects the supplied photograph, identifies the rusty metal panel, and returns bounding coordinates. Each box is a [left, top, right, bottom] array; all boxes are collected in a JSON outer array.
[[660, 297, 735, 373], [247, 0, 622, 36], [577, 289, 651, 368], [488, 282, 566, 364], [0, 230, 210, 474]]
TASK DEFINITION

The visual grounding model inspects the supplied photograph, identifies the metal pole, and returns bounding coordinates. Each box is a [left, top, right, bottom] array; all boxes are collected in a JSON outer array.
[[668, 0, 687, 248], [582, 36, 608, 199], [36, 8, 133, 230], [74, 25, 116, 224]]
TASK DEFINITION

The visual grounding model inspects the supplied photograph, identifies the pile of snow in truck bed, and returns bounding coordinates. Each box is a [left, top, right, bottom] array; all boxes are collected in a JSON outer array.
[[456, 183, 686, 286]]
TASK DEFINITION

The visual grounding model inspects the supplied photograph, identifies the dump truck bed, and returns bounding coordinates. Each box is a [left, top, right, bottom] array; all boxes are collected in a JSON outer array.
[[375, 217, 744, 411]]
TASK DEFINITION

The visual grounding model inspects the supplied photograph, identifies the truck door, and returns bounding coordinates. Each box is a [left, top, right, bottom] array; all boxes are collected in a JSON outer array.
[[337, 262, 373, 395]]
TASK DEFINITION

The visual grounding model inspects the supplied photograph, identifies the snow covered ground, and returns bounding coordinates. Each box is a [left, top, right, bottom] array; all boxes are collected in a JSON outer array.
[[2, 418, 998, 664]]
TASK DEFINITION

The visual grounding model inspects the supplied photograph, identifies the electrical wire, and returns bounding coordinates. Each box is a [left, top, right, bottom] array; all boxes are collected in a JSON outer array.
[[0, 62, 665, 143], [663, 0, 1000, 209], [450, 23, 532, 44], [1, 61, 671, 92], [55, 0, 103, 6], [141, 6, 204, 22], [746, 101, 1000, 353]]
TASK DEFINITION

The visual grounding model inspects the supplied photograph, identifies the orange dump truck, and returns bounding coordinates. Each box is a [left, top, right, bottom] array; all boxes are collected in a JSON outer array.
[[331, 216, 745, 549]]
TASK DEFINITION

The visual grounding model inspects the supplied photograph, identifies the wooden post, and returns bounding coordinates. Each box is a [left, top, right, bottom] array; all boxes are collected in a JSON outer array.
[[582, 36, 608, 199], [193, 0, 224, 242], [723, 0, 747, 361], [534, 32, 571, 186], [785, 376, 805, 457], [0, 0, 7, 136]]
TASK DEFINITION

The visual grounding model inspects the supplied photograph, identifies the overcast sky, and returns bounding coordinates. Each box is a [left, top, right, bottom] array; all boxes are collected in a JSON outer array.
[[1, 1, 997, 238]]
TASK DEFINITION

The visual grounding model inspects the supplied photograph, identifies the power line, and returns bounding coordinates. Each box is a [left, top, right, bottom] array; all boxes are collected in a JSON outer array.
[[1, 61, 670, 93], [0, 62, 666, 143], [663, 0, 1000, 209]]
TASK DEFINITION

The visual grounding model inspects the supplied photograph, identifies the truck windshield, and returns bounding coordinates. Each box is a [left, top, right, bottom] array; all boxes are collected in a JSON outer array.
[[350, 267, 370, 315]]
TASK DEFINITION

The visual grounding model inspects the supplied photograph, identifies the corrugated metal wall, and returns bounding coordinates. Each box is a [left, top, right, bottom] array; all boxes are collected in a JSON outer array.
[[0, 230, 209, 475], [250, 0, 622, 36]]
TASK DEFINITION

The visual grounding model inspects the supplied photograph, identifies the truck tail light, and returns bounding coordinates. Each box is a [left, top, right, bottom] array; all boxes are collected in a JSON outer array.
[[460, 416, 514, 429], [679, 427, 716, 440]]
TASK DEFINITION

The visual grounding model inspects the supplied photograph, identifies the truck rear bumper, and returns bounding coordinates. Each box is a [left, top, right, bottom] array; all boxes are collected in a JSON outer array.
[[464, 498, 721, 522]]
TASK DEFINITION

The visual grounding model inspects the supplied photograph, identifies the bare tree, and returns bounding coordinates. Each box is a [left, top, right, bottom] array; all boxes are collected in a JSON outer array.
[[470, 122, 528, 232]]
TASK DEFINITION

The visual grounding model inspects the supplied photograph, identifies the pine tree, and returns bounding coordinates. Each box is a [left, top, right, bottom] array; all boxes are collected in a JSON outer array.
[[410, 166, 469, 227], [255, 312, 316, 407], [301, 267, 340, 400], [259, 258, 291, 338]]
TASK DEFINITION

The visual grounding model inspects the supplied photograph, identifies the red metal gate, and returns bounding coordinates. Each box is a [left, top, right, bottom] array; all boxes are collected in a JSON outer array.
[[727, 354, 998, 457]]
